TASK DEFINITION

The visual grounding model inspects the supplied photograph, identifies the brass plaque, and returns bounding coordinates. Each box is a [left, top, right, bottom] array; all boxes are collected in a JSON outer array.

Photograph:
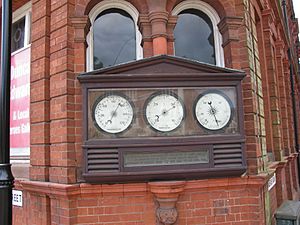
[[124, 150, 209, 167]]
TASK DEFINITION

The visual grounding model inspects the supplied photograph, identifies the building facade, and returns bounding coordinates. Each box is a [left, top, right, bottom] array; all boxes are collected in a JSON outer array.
[[2, 0, 300, 224]]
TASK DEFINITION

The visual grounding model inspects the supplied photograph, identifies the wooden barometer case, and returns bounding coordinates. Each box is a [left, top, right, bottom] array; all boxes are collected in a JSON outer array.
[[78, 55, 246, 183]]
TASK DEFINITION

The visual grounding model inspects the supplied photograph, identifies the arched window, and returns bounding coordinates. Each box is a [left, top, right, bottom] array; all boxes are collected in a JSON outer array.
[[87, 0, 142, 71], [172, 1, 224, 67]]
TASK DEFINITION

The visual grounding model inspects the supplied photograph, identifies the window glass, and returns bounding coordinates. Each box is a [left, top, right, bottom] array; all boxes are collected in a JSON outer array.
[[174, 9, 216, 64], [11, 17, 26, 53], [93, 9, 136, 70]]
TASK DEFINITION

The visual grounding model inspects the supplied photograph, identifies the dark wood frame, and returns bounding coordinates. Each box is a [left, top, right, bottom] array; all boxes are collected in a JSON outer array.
[[78, 55, 246, 183]]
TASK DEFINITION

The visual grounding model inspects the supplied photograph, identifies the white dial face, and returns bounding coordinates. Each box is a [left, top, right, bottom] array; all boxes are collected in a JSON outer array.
[[195, 92, 232, 130], [93, 94, 134, 134], [145, 93, 184, 132]]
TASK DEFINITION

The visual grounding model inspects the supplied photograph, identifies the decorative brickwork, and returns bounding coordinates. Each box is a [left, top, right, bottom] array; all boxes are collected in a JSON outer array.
[[7, 0, 300, 224]]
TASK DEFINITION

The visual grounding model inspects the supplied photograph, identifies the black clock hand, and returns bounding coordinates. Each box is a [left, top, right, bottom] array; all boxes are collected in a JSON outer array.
[[154, 105, 176, 123], [208, 101, 219, 126], [107, 103, 120, 124], [163, 105, 176, 114]]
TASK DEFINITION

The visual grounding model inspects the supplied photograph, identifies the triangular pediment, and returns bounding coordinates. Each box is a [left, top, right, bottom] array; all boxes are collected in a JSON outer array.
[[79, 55, 243, 76]]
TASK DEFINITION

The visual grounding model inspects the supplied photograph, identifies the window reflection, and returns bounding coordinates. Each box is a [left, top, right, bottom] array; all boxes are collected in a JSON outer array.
[[93, 9, 136, 70], [12, 17, 25, 53], [174, 9, 216, 65]]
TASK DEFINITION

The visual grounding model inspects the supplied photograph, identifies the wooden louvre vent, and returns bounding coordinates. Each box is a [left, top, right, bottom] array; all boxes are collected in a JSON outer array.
[[78, 55, 246, 183]]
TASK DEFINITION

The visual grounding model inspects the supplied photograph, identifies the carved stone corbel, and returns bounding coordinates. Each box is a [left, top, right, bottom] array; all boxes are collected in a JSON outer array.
[[149, 181, 186, 225]]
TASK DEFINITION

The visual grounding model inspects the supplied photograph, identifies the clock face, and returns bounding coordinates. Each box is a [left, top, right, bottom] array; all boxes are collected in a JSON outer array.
[[195, 91, 232, 131], [145, 92, 185, 132], [93, 94, 134, 134]]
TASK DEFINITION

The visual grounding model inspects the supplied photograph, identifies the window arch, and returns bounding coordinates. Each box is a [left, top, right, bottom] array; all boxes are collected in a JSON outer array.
[[172, 0, 224, 67], [86, 0, 143, 71]]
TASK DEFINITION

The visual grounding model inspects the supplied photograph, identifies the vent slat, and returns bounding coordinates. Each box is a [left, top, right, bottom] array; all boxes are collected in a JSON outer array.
[[87, 149, 119, 173], [214, 153, 242, 159], [88, 164, 119, 169], [88, 159, 119, 164], [215, 163, 243, 168], [214, 158, 242, 164], [88, 149, 118, 154], [213, 144, 243, 167], [88, 154, 118, 159], [213, 144, 241, 150], [214, 149, 241, 154]]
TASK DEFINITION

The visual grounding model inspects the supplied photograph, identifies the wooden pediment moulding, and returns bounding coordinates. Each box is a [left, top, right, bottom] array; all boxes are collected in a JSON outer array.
[[78, 55, 247, 184]]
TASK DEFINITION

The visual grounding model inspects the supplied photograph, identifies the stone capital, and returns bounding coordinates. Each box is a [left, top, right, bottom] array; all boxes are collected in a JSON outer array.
[[70, 16, 89, 43], [218, 16, 243, 46]]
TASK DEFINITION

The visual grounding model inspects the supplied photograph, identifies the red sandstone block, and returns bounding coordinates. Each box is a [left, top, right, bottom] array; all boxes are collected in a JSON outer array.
[[74, 64, 85, 73], [186, 216, 206, 224], [50, 48, 74, 75], [31, 79, 50, 103], [50, 95, 75, 120], [190, 192, 210, 201], [50, 143, 76, 167], [31, 58, 50, 82], [50, 26, 73, 54], [31, 17, 50, 42], [101, 197, 123, 206], [50, 72, 75, 97], [30, 122, 50, 144], [99, 214, 121, 223], [50, 5, 75, 32], [77, 215, 99, 224], [192, 208, 212, 217], [239, 197, 260, 205], [30, 144, 50, 166], [31, 101, 50, 123], [32, 0, 50, 23], [29, 166, 49, 181], [50, 119, 75, 143], [78, 199, 98, 207], [51, 0, 75, 12], [49, 166, 76, 183], [206, 216, 216, 223], [119, 213, 142, 222], [31, 37, 50, 62]]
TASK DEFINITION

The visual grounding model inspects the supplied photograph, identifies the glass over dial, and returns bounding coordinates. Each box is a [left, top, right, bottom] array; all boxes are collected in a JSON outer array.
[[93, 94, 134, 134], [145, 92, 184, 132], [195, 92, 232, 130]]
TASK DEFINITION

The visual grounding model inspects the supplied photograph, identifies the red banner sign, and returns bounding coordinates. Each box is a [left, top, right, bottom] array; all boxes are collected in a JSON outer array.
[[10, 47, 30, 152]]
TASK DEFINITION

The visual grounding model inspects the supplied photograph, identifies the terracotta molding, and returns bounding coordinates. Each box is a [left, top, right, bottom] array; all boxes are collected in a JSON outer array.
[[15, 175, 269, 199], [149, 181, 186, 225], [262, 9, 278, 39], [70, 16, 89, 43], [149, 11, 169, 38], [218, 16, 243, 46], [138, 14, 152, 42], [166, 15, 178, 41], [19, 180, 81, 198], [277, 160, 289, 169]]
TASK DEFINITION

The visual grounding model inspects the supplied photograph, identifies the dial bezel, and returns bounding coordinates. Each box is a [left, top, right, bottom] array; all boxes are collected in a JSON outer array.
[[144, 91, 186, 133], [193, 90, 234, 131], [92, 92, 135, 135]]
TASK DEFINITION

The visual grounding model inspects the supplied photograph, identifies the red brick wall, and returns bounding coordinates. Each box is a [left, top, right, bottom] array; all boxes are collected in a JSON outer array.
[[10, 0, 300, 224], [13, 177, 268, 225]]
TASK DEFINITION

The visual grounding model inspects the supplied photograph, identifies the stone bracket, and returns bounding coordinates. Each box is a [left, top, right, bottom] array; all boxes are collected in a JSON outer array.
[[149, 181, 186, 225]]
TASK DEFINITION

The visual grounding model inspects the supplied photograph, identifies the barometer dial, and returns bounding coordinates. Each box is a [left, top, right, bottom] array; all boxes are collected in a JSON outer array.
[[195, 91, 232, 131], [145, 92, 185, 132], [93, 94, 134, 134]]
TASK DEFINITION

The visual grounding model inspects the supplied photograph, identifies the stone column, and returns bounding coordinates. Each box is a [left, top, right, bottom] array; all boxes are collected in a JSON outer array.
[[30, 0, 51, 182], [218, 16, 243, 69]]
